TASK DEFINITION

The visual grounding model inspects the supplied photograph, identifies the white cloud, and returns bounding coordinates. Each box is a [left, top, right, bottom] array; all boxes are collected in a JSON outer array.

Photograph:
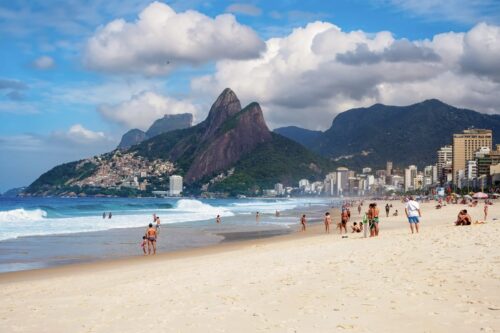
[[84, 1, 265, 75], [50, 124, 111, 145], [226, 3, 262, 16], [32, 56, 55, 69], [192, 21, 500, 130], [98, 91, 199, 130]]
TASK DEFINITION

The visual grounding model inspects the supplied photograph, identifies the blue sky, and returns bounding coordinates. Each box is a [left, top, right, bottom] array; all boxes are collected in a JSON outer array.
[[1, 0, 500, 192]]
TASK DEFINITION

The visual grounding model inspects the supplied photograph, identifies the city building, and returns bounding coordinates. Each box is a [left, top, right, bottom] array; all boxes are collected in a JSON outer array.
[[452, 129, 492, 184], [169, 175, 183, 196], [362, 167, 372, 174], [298, 179, 310, 190], [386, 161, 393, 176], [404, 165, 417, 192], [466, 160, 477, 180], [336, 167, 349, 196], [274, 183, 284, 196], [477, 145, 500, 177], [437, 145, 452, 183]]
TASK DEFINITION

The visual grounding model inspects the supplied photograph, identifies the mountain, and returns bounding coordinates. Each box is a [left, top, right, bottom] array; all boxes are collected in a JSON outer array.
[[117, 113, 193, 149], [117, 129, 147, 149], [273, 126, 322, 148], [146, 113, 193, 138], [275, 99, 500, 169], [25, 88, 333, 196], [132, 88, 332, 186], [2, 187, 26, 197]]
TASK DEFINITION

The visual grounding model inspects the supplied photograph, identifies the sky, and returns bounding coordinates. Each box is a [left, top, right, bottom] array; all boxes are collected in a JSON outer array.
[[1, 0, 500, 192]]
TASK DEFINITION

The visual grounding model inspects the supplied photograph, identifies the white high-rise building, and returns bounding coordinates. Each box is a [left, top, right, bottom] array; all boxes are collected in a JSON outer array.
[[298, 179, 309, 190], [437, 145, 452, 182], [404, 165, 417, 192], [274, 183, 284, 195], [169, 175, 183, 196], [466, 160, 477, 180]]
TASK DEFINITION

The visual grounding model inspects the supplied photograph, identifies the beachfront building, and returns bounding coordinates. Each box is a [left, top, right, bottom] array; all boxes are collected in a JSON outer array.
[[452, 129, 492, 185], [274, 183, 284, 196], [386, 161, 393, 176], [169, 175, 183, 196], [477, 145, 500, 177], [437, 145, 452, 184], [466, 160, 478, 180], [404, 165, 417, 192], [298, 179, 310, 192], [362, 167, 372, 174], [336, 167, 349, 196], [324, 172, 336, 196]]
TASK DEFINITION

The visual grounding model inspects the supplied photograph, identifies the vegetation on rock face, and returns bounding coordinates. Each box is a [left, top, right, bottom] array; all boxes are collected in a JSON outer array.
[[275, 99, 500, 170], [209, 133, 336, 196]]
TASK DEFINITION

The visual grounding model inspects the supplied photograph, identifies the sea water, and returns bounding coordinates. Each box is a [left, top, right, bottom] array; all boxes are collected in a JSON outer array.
[[0, 196, 330, 242]]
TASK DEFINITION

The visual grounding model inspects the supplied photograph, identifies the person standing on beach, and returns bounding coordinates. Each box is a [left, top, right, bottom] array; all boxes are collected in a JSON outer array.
[[146, 223, 157, 255], [216, 215, 221, 224], [358, 204, 362, 216], [484, 203, 488, 221], [340, 209, 349, 234], [300, 214, 307, 232], [256, 212, 260, 223], [385, 204, 390, 217], [405, 196, 422, 234], [324, 212, 331, 233], [155, 215, 161, 235]]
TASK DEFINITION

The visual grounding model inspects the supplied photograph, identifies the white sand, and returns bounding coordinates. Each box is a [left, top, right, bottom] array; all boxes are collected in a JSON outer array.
[[1, 200, 499, 332]]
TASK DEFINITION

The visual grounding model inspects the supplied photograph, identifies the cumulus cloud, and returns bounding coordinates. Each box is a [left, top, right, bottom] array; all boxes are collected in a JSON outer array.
[[192, 21, 500, 129], [98, 91, 199, 130], [50, 124, 111, 145], [226, 3, 262, 16], [84, 1, 265, 75], [32, 56, 55, 69]]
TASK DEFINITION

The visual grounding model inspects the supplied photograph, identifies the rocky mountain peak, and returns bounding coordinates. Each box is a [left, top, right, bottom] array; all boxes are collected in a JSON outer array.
[[203, 88, 242, 139]]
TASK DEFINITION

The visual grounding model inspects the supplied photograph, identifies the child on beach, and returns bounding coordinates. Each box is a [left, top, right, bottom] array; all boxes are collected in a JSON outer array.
[[324, 212, 331, 233], [140, 236, 147, 255], [351, 222, 361, 233]]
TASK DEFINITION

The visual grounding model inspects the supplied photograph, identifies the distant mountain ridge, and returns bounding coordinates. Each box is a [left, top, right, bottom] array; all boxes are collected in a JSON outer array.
[[117, 113, 193, 149], [25, 89, 333, 196], [275, 99, 500, 169]]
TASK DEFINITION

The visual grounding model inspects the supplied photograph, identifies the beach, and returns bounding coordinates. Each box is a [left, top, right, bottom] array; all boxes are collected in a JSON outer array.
[[1, 200, 499, 332]]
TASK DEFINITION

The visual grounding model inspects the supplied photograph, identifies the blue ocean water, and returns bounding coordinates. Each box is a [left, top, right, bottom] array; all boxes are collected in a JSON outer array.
[[0, 197, 330, 241]]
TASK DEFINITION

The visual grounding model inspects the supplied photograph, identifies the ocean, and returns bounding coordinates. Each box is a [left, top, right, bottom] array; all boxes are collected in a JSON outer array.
[[0, 197, 332, 273]]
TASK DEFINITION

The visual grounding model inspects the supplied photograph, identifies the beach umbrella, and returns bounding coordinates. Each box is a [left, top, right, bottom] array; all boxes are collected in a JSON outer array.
[[464, 195, 473, 200], [472, 192, 488, 199], [492, 193, 500, 197]]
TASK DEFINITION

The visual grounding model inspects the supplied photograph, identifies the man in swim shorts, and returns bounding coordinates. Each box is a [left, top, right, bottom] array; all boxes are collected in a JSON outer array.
[[405, 196, 422, 234], [146, 223, 157, 255]]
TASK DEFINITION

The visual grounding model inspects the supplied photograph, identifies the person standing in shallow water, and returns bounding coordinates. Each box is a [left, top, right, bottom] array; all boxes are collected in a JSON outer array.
[[256, 212, 260, 223], [216, 215, 221, 224], [300, 214, 307, 232]]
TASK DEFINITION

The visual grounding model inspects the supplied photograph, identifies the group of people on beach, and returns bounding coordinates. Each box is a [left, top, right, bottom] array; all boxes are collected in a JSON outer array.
[[313, 196, 422, 237], [141, 214, 161, 255]]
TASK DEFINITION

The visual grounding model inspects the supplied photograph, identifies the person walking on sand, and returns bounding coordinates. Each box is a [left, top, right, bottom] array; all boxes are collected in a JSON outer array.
[[300, 214, 307, 232], [216, 215, 221, 224], [367, 203, 380, 237], [357, 204, 362, 216], [385, 203, 390, 217], [484, 203, 488, 221], [146, 223, 157, 255], [405, 196, 422, 234], [324, 212, 331, 233]]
